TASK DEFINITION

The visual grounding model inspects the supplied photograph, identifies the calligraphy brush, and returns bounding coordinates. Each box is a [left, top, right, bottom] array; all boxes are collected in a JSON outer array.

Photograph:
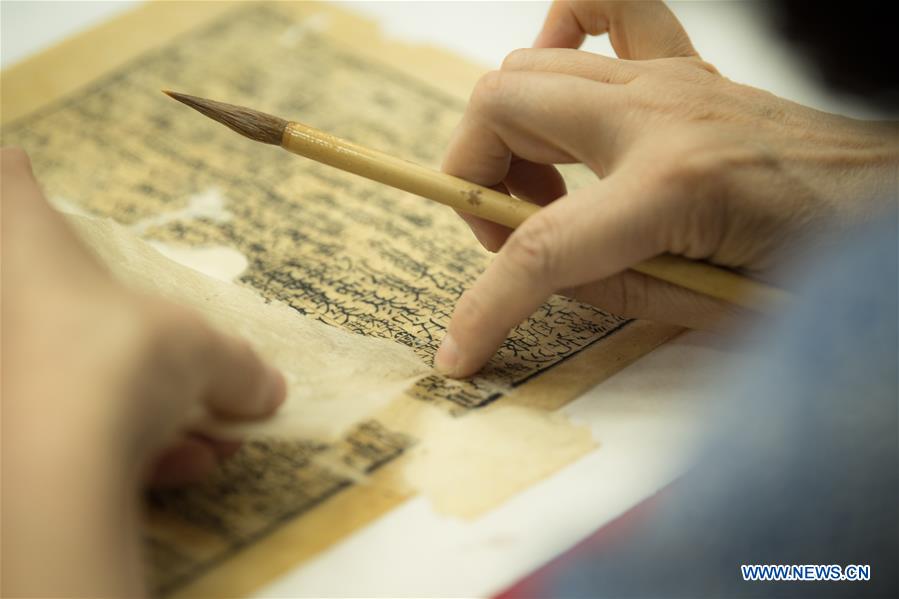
[[163, 90, 789, 312]]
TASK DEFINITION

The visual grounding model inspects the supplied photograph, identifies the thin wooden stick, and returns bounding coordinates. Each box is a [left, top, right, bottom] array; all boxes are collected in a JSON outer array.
[[164, 91, 791, 312]]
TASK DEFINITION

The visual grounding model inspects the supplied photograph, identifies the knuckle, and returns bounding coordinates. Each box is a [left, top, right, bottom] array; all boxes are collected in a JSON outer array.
[[502, 212, 561, 285], [693, 58, 721, 76], [647, 57, 716, 83], [470, 70, 510, 112], [574, 1, 610, 35], [501, 48, 533, 71]]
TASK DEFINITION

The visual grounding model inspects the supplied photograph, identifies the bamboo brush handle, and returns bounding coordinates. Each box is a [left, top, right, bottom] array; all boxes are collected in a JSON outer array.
[[283, 122, 534, 227], [282, 122, 790, 312]]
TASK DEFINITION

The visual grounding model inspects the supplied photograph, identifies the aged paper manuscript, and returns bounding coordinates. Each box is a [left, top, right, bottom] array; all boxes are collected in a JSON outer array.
[[1, 2, 678, 596]]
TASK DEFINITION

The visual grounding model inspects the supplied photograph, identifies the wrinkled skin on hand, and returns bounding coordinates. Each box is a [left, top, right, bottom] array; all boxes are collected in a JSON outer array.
[[436, 0, 899, 378]]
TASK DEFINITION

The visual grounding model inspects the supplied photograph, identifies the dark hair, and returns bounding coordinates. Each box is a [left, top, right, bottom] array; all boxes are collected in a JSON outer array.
[[767, 0, 899, 108]]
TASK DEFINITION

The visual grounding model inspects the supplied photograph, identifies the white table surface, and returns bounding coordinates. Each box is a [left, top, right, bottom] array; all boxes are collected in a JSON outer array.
[[0, 2, 859, 597]]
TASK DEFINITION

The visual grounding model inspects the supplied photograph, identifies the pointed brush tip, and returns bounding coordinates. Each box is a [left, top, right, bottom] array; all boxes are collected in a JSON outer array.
[[162, 91, 287, 145], [162, 90, 194, 105]]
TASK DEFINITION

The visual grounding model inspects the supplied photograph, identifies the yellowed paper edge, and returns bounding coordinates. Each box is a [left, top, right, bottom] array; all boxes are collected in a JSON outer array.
[[169, 458, 414, 599], [169, 324, 677, 598], [1, 1, 481, 126], [3, 3, 678, 596]]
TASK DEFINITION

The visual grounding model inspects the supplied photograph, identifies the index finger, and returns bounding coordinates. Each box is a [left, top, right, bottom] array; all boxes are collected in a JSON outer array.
[[442, 70, 619, 186], [435, 170, 672, 378], [441, 70, 619, 252]]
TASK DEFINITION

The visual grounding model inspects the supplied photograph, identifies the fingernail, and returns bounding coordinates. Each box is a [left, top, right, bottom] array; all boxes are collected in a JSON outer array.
[[434, 334, 460, 376]]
